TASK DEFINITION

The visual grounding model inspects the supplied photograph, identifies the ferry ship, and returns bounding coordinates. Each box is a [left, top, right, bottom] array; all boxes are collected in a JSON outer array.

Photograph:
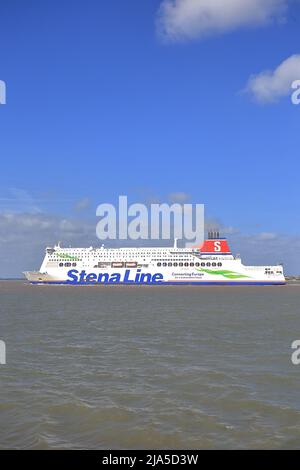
[[24, 232, 286, 285]]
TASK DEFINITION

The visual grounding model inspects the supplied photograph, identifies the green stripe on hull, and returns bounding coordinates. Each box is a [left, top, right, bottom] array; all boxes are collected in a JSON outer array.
[[198, 268, 251, 279]]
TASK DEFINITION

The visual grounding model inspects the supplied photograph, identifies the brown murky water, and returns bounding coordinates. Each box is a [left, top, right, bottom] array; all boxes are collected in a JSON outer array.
[[0, 281, 300, 449]]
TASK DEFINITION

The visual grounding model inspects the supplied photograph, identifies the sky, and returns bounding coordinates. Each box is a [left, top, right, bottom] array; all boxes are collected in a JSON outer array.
[[0, 0, 300, 276]]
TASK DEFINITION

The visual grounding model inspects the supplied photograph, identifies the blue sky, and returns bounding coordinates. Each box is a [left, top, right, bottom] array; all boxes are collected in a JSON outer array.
[[0, 0, 300, 275]]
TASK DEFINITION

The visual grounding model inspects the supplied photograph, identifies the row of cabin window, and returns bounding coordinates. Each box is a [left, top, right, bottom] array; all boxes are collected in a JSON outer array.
[[59, 262, 77, 267], [157, 262, 223, 267], [58, 261, 223, 268]]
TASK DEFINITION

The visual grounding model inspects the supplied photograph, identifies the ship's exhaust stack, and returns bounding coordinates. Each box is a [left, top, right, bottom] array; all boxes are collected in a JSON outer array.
[[200, 230, 231, 253], [208, 230, 220, 240]]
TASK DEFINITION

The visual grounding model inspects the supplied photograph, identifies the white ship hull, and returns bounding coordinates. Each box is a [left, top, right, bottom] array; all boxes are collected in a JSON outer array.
[[24, 234, 286, 286], [24, 269, 285, 285]]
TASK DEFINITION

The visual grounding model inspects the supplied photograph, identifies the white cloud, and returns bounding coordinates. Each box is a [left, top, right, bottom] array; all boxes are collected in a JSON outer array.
[[157, 0, 287, 42], [0, 188, 42, 214], [74, 197, 90, 211], [168, 192, 190, 203], [257, 232, 278, 240], [244, 54, 300, 103], [0, 212, 96, 277]]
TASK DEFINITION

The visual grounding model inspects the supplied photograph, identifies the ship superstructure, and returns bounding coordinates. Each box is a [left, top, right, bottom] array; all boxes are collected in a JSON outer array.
[[24, 232, 285, 285]]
